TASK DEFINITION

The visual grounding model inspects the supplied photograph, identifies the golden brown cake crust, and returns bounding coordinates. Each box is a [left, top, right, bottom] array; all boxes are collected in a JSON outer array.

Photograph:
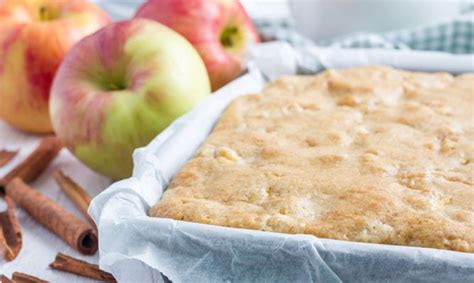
[[150, 66, 474, 253]]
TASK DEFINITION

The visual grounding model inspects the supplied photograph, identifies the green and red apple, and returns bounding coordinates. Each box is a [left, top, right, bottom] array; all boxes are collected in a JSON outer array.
[[135, 0, 260, 91], [50, 19, 211, 179], [0, 0, 109, 133]]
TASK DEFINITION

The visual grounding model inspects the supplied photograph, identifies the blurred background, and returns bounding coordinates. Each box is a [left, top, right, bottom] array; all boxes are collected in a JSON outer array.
[[92, 0, 474, 54], [90, 0, 291, 20]]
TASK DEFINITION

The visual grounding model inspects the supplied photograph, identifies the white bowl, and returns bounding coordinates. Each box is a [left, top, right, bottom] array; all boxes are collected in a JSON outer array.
[[289, 0, 463, 41]]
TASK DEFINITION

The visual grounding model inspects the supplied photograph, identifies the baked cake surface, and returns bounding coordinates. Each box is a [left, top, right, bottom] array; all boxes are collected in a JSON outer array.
[[150, 66, 474, 253]]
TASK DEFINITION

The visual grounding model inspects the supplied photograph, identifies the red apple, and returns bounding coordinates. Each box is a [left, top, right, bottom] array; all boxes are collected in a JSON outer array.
[[135, 0, 260, 91], [0, 0, 110, 133], [50, 19, 211, 179]]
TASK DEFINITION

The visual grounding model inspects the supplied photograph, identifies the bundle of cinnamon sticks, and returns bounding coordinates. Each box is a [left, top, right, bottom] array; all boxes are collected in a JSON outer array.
[[0, 136, 115, 282]]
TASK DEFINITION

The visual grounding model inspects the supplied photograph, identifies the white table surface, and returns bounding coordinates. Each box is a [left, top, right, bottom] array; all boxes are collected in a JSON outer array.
[[0, 120, 111, 282]]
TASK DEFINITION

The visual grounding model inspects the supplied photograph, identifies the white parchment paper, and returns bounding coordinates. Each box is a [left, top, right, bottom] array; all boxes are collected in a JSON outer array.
[[90, 43, 474, 283]]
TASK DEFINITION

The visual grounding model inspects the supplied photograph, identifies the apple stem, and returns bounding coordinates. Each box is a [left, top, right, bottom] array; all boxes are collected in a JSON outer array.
[[220, 26, 239, 48], [39, 6, 48, 21], [39, 6, 56, 21]]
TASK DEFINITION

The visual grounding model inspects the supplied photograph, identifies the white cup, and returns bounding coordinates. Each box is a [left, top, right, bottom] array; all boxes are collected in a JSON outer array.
[[289, 0, 463, 41]]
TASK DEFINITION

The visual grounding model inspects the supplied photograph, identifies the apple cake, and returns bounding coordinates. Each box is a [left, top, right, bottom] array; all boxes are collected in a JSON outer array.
[[150, 66, 474, 253]]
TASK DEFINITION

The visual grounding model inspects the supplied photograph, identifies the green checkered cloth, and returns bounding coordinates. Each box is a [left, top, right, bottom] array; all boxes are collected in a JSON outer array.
[[255, 15, 474, 54]]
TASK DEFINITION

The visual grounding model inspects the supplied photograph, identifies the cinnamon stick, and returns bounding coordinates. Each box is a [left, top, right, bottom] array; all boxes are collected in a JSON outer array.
[[0, 275, 14, 283], [11, 272, 48, 283], [50, 253, 116, 282], [53, 171, 95, 227], [5, 178, 97, 255], [0, 150, 18, 168], [0, 136, 63, 189], [0, 196, 22, 261]]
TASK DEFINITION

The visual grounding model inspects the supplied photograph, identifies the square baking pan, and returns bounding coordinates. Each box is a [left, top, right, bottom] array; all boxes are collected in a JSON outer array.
[[90, 43, 474, 283]]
